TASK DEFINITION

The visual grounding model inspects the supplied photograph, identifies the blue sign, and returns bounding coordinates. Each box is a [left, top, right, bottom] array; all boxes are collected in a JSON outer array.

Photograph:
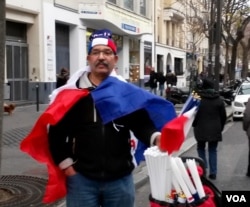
[[122, 23, 137, 32]]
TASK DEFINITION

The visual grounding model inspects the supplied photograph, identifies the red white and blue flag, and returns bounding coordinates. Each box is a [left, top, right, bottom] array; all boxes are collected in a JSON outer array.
[[20, 68, 176, 203], [160, 95, 200, 155]]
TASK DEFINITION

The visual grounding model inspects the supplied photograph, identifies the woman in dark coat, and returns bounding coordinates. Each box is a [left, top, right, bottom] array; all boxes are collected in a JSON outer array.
[[192, 78, 227, 180], [242, 97, 250, 177]]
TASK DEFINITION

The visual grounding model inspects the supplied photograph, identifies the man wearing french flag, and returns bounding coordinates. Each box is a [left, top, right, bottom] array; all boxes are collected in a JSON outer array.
[[20, 29, 176, 207]]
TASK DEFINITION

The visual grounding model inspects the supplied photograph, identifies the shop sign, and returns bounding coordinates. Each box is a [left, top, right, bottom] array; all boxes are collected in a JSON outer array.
[[121, 23, 139, 33], [79, 4, 102, 16]]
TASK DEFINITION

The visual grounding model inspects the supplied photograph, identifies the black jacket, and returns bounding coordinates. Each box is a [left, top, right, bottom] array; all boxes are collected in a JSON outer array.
[[149, 71, 158, 88], [48, 90, 158, 181], [192, 89, 227, 142]]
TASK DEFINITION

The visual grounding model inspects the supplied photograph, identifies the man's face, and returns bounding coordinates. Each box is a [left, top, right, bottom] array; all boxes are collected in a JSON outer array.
[[87, 45, 118, 76]]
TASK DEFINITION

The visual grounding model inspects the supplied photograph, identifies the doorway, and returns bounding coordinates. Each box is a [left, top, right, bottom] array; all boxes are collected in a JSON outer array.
[[6, 42, 29, 101]]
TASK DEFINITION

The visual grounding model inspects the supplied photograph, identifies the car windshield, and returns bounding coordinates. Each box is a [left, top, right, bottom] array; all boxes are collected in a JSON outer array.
[[238, 84, 250, 95]]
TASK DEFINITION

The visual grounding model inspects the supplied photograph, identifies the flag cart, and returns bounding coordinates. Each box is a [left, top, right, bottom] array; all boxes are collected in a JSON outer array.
[[144, 94, 222, 207]]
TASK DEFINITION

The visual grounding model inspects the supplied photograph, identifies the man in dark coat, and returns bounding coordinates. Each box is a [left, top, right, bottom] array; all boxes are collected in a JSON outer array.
[[192, 78, 227, 180], [148, 67, 158, 94], [56, 67, 69, 88], [165, 70, 177, 86]]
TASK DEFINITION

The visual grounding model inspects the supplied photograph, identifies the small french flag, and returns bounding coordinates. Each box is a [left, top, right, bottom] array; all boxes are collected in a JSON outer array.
[[160, 96, 200, 155], [130, 131, 149, 166]]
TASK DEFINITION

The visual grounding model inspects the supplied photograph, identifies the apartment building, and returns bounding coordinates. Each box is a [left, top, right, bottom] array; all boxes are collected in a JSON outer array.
[[155, 0, 208, 87]]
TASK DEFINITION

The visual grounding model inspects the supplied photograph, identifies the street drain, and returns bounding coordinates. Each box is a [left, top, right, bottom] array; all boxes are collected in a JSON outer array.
[[0, 175, 64, 207]]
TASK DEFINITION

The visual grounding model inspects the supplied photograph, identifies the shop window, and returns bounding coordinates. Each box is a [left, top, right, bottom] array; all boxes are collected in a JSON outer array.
[[129, 65, 140, 82], [129, 39, 140, 82], [144, 41, 152, 76]]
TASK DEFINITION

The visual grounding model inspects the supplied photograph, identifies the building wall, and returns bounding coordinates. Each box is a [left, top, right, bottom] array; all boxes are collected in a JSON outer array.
[[5, 0, 210, 103], [5, 0, 155, 103]]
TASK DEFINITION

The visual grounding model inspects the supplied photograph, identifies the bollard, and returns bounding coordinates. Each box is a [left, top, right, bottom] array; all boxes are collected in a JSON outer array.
[[36, 82, 39, 112]]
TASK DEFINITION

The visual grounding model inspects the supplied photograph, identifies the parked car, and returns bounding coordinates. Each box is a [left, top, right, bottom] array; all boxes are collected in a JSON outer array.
[[165, 86, 190, 105], [219, 79, 242, 106], [232, 80, 250, 121]]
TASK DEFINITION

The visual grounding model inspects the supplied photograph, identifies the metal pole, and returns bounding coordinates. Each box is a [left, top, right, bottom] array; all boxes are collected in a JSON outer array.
[[152, 0, 156, 69], [214, 0, 222, 90], [36, 82, 39, 112]]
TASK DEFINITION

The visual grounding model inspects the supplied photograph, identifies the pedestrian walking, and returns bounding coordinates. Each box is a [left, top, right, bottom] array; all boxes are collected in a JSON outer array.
[[192, 78, 227, 180], [148, 67, 158, 94], [165, 70, 177, 86], [56, 67, 69, 88], [242, 97, 250, 177], [157, 71, 165, 96], [20, 29, 176, 206]]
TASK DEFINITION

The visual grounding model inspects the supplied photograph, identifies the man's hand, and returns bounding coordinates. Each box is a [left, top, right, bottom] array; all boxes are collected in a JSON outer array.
[[64, 166, 77, 176], [154, 135, 161, 148], [154, 135, 166, 152]]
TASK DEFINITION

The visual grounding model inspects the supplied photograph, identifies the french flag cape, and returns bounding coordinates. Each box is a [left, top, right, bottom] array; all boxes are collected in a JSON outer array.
[[20, 69, 176, 203]]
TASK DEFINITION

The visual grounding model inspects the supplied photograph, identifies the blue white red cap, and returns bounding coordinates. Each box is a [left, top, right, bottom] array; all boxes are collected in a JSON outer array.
[[88, 29, 117, 54]]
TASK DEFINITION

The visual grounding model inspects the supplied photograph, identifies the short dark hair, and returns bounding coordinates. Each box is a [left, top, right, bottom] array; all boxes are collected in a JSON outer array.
[[202, 78, 214, 89]]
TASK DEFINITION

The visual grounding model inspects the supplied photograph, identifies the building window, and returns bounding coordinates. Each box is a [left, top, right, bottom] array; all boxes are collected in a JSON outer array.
[[140, 0, 146, 16], [6, 21, 27, 42], [124, 0, 133, 11], [174, 58, 183, 76], [107, 0, 116, 4], [144, 41, 152, 76]]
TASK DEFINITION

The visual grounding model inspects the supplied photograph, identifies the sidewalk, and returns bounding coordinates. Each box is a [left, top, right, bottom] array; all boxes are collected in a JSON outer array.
[[0, 104, 233, 207]]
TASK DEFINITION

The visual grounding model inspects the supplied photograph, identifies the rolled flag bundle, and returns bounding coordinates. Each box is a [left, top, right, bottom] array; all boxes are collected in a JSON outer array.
[[145, 153, 214, 206], [186, 159, 206, 199], [144, 146, 172, 201]]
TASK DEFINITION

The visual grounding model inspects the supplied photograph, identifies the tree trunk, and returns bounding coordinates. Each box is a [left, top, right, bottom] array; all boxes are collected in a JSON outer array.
[[224, 40, 230, 86], [230, 40, 238, 81], [240, 41, 248, 79], [0, 0, 6, 173]]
